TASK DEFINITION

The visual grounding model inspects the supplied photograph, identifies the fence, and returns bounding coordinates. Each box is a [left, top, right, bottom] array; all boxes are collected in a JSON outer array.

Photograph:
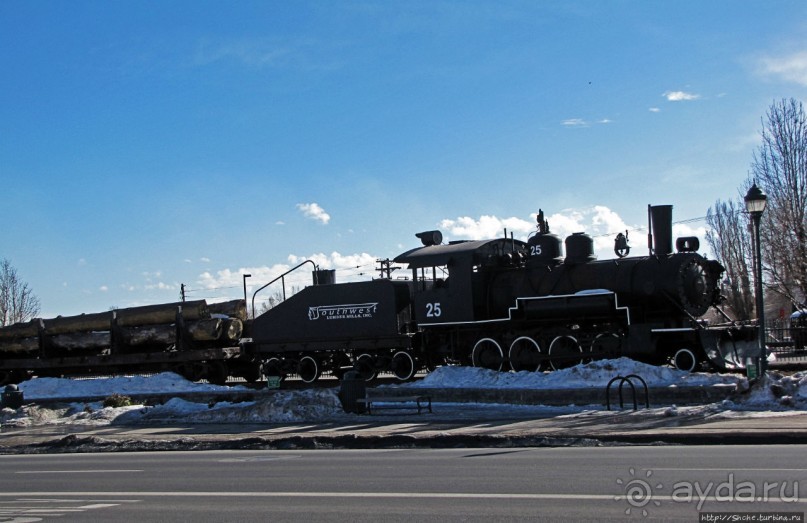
[[764, 317, 807, 356]]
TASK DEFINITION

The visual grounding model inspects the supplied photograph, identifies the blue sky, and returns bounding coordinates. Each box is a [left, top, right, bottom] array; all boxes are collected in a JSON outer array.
[[2, 1, 806, 317]]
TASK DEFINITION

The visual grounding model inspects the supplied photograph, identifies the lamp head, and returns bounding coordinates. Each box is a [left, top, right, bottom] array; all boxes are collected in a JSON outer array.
[[744, 183, 767, 215]]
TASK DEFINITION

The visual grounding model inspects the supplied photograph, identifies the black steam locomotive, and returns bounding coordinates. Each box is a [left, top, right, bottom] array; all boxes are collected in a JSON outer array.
[[0, 204, 757, 385], [248, 205, 757, 382]]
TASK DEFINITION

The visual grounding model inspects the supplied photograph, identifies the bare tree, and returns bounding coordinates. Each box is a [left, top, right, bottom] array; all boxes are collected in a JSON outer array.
[[751, 98, 807, 306], [0, 259, 41, 326], [256, 286, 302, 316], [706, 199, 755, 319]]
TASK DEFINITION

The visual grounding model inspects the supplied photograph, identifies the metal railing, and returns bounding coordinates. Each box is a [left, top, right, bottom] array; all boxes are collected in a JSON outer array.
[[250, 260, 317, 319], [763, 317, 807, 355]]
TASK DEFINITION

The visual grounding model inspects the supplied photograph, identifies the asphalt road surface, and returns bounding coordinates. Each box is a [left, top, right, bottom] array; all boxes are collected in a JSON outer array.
[[0, 445, 804, 522]]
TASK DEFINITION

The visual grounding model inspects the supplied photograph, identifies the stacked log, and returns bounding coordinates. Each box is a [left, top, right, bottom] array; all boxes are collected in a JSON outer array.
[[220, 318, 244, 344], [0, 337, 40, 355], [208, 299, 248, 322], [0, 299, 245, 357], [116, 300, 209, 327], [39, 300, 209, 334], [0, 321, 40, 340], [50, 331, 111, 352]]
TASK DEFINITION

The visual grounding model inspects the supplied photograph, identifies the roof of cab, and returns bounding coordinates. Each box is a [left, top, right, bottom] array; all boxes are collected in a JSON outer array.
[[394, 238, 527, 269]]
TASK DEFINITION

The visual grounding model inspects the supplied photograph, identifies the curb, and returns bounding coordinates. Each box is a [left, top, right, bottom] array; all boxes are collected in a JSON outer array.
[[369, 384, 737, 407], [21, 384, 737, 409], [8, 427, 805, 455]]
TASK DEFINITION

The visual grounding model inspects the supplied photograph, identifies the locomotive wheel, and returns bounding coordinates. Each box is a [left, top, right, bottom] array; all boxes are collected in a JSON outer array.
[[205, 361, 229, 386], [263, 357, 286, 381], [239, 361, 263, 384], [297, 356, 321, 383], [508, 336, 543, 372], [590, 333, 622, 359], [672, 348, 699, 372], [331, 353, 353, 380], [0, 370, 17, 387], [355, 353, 377, 381], [472, 338, 504, 372], [174, 362, 205, 382], [548, 335, 583, 370], [390, 351, 416, 381]]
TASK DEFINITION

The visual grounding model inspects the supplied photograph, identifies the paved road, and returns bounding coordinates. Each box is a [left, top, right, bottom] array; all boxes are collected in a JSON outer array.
[[0, 446, 804, 522]]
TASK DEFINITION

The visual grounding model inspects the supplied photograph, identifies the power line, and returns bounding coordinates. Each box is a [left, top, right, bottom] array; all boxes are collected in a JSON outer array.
[[589, 213, 719, 239]]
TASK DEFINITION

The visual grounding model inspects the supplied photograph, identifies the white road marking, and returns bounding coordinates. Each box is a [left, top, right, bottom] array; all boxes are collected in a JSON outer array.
[[0, 491, 800, 502], [652, 467, 807, 472], [14, 470, 142, 474], [0, 499, 130, 522]]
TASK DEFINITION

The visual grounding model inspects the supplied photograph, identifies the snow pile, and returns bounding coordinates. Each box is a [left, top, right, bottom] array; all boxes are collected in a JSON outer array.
[[122, 389, 347, 424], [720, 371, 807, 411], [408, 358, 742, 389], [17, 372, 246, 400], [2, 359, 807, 429], [1, 403, 144, 428]]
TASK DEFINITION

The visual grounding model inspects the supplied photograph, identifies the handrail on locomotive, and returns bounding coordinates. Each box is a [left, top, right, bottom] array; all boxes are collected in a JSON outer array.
[[250, 259, 318, 319]]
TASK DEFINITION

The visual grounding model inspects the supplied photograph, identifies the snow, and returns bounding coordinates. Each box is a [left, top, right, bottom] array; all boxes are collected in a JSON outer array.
[[0, 359, 806, 428], [16, 372, 249, 400], [406, 357, 741, 389]]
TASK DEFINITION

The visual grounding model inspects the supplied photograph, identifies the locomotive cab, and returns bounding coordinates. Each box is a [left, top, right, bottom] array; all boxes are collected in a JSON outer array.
[[394, 235, 529, 325]]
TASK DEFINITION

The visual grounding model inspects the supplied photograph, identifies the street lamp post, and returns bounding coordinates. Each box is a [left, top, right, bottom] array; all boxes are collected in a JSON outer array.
[[744, 183, 768, 376], [243, 273, 252, 318]]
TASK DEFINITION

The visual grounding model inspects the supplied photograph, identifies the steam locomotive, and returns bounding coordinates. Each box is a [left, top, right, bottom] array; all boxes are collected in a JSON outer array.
[[0, 204, 758, 386], [249, 204, 757, 382]]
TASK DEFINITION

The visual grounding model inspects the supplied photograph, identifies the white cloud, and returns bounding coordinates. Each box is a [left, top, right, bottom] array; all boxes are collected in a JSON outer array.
[[195, 38, 294, 69], [145, 282, 176, 291], [288, 252, 377, 274], [432, 206, 709, 260], [439, 215, 534, 240], [649, 107, 661, 113], [562, 118, 588, 127], [663, 90, 700, 101], [194, 207, 715, 307], [546, 206, 633, 258], [296, 202, 331, 224], [561, 118, 611, 127], [99, 285, 108, 292], [757, 51, 807, 86], [198, 252, 378, 303]]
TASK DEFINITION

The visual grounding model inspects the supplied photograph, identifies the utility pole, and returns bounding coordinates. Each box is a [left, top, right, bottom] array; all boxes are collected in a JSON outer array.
[[376, 259, 399, 279], [180, 284, 186, 302]]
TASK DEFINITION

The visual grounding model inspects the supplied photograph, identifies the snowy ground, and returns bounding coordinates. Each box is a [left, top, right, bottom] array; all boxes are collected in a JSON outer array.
[[1, 358, 805, 428]]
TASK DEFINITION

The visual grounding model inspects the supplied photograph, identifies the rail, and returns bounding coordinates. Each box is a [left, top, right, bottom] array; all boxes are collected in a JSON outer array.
[[251, 260, 318, 318]]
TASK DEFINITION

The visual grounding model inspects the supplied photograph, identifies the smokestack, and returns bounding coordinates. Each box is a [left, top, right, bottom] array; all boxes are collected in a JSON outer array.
[[649, 205, 673, 256]]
